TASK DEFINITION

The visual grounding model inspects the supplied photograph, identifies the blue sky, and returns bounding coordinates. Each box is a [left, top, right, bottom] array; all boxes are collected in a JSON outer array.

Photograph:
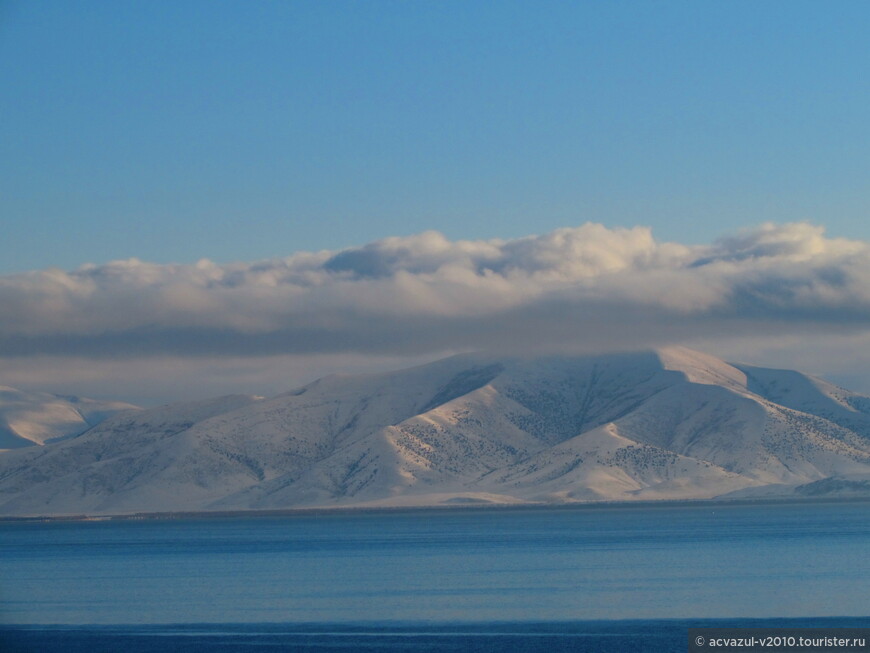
[[2, 1, 870, 404], [2, 0, 869, 274]]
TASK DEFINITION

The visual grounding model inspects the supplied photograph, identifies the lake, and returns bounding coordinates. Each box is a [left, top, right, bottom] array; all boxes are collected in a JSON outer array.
[[1, 500, 869, 650]]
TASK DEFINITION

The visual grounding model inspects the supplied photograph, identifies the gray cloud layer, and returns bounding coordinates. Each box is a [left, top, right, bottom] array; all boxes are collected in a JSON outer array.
[[2, 222, 869, 358]]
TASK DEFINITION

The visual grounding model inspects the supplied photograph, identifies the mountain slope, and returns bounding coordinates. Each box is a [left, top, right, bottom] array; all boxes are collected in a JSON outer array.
[[1, 348, 869, 515], [0, 386, 139, 450]]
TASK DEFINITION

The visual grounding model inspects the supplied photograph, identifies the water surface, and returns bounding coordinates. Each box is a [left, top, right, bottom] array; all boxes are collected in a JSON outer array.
[[1, 501, 869, 625]]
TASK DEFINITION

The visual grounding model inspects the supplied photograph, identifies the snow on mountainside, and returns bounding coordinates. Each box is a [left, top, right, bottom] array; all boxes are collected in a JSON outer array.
[[0, 386, 139, 450], [1, 347, 870, 516]]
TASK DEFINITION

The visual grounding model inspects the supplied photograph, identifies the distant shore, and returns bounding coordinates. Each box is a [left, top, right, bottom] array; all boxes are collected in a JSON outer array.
[[2, 494, 869, 524]]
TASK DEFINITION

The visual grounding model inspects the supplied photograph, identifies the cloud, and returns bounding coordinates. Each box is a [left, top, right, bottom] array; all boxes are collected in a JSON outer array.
[[1, 222, 869, 359], [0, 352, 440, 406]]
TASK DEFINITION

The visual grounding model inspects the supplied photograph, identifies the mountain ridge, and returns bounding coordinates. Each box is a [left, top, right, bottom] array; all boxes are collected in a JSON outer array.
[[2, 347, 870, 515]]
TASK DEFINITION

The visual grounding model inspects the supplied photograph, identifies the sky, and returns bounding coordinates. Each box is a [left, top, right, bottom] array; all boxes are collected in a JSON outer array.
[[2, 1, 870, 405]]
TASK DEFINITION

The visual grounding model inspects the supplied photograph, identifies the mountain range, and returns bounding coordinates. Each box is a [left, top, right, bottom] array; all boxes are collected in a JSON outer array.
[[1, 347, 870, 516]]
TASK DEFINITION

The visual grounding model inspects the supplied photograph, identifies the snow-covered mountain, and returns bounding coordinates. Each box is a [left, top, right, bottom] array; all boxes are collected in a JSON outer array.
[[0, 386, 139, 450], [1, 347, 870, 516]]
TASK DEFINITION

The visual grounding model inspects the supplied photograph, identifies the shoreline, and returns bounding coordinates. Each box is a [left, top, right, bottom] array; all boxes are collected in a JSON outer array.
[[2, 494, 869, 524]]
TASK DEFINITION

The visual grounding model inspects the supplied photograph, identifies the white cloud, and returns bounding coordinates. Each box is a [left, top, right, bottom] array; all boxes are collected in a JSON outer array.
[[1, 221, 869, 362]]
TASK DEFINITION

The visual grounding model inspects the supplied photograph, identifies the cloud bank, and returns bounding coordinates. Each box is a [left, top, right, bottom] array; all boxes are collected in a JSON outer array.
[[2, 222, 869, 359]]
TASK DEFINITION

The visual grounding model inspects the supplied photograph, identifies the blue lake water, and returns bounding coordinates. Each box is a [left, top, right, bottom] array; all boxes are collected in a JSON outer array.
[[1, 501, 869, 650]]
